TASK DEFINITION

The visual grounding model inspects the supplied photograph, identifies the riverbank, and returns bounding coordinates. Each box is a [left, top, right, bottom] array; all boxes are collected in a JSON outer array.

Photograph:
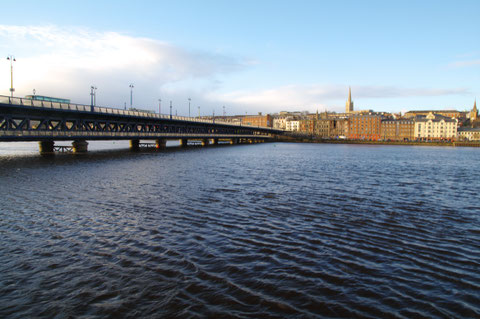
[[276, 136, 480, 147]]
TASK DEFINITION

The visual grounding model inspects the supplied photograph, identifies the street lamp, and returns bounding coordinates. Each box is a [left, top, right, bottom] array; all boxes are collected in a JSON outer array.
[[188, 97, 191, 117], [198, 106, 200, 118], [6, 55, 16, 98], [158, 98, 161, 114], [129, 84, 134, 108], [170, 101, 172, 119], [90, 86, 97, 111]]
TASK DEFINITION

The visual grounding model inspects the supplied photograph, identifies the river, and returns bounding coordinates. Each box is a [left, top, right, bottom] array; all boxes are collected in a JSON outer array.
[[0, 142, 479, 318]]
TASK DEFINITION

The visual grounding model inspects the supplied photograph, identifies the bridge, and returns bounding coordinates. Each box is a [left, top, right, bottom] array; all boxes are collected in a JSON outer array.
[[0, 95, 283, 154]]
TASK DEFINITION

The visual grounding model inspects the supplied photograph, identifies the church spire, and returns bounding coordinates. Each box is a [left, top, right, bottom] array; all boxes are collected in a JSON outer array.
[[345, 86, 354, 113]]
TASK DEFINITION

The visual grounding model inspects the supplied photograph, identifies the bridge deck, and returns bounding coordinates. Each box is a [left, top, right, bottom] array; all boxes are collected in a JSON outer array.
[[0, 95, 283, 143]]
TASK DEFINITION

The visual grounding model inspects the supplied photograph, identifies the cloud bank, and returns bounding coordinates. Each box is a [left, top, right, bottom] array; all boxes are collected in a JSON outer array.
[[0, 25, 245, 111]]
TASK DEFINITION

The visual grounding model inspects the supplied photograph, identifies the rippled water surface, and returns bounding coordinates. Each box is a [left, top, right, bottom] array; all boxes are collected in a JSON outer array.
[[1, 143, 479, 318]]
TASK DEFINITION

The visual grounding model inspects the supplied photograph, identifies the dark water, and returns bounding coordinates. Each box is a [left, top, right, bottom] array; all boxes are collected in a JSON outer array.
[[0, 143, 479, 318]]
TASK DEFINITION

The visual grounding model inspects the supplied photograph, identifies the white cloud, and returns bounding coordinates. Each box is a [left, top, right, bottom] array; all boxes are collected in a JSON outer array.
[[449, 59, 480, 68], [0, 25, 245, 110]]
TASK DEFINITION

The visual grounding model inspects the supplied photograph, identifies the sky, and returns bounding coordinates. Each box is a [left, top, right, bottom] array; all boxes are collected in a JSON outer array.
[[0, 0, 479, 116]]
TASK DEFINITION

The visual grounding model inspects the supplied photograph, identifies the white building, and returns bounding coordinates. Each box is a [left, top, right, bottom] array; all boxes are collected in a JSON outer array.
[[458, 128, 480, 141], [285, 117, 300, 131], [414, 112, 458, 140], [273, 117, 287, 130]]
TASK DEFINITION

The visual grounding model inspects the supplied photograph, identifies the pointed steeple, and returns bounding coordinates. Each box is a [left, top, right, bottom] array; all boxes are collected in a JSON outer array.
[[345, 86, 354, 113]]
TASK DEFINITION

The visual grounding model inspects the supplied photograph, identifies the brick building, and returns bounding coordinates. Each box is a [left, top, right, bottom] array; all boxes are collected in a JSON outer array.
[[381, 119, 415, 141], [241, 114, 272, 127], [348, 115, 382, 140]]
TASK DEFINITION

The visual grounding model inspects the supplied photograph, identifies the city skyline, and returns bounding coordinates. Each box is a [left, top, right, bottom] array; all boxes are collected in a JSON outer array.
[[0, 0, 479, 115]]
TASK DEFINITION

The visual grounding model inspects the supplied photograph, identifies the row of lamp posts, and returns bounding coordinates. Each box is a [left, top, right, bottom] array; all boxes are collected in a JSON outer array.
[[5, 56, 223, 119]]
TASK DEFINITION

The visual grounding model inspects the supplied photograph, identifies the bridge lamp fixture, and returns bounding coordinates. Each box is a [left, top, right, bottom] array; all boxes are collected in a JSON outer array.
[[6, 55, 16, 98], [129, 84, 134, 108], [158, 98, 161, 114], [188, 97, 191, 118], [90, 86, 97, 106]]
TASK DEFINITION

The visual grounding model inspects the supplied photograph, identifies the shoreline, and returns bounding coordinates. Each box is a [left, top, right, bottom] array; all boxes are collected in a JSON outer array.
[[275, 137, 480, 147]]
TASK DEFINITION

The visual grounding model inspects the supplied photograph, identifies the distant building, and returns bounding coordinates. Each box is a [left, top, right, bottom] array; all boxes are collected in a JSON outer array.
[[348, 114, 382, 140], [241, 113, 272, 127], [405, 110, 465, 119], [317, 117, 348, 138], [381, 119, 415, 141], [458, 127, 480, 141], [285, 117, 300, 131], [345, 87, 354, 113], [273, 116, 287, 130], [300, 118, 316, 134], [414, 112, 458, 141]]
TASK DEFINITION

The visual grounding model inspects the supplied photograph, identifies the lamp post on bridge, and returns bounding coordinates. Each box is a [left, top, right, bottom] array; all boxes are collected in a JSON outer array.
[[188, 97, 191, 118], [129, 84, 134, 108], [6, 55, 16, 98], [170, 101, 172, 119], [158, 98, 161, 114], [90, 86, 97, 112]]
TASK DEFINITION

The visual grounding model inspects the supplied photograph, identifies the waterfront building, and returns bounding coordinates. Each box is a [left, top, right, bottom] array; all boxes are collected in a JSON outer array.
[[285, 117, 300, 131], [300, 118, 316, 134], [381, 119, 415, 141], [346, 87, 354, 113], [317, 118, 349, 138], [348, 114, 382, 140], [458, 127, 480, 141], [414, 112, 458, 141], [241, 113, 272, 127], [317, 119, 331, 138], [273, 116, 287, 130]]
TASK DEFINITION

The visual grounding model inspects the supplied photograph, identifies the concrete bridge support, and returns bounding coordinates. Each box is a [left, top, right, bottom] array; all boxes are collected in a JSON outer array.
[[39, 141, 54, 154], [212, 138, 218, 145], [180, 139, 188, 147], [72, 140, 88, 153], [230, 138, 238, 145], [130, 139, 140, 151], [155, 139, 167, 149], [201, 139, 209, 146]]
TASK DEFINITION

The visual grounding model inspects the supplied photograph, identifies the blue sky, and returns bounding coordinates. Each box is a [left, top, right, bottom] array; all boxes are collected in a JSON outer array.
[[0, 0, 478, 115]]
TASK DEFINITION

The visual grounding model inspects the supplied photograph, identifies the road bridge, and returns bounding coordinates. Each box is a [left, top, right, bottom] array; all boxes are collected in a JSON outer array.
[[0, 95, 283, 154]]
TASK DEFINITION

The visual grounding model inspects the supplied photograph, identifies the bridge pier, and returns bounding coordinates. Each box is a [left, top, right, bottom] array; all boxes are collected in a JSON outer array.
[[72, 140, 88, 153], [180, 139, 188, 147], [130, 139, 140, 151], [201, 139, 209, 146], [212, 138, 218, 145], [229, 138, 237, 145], [155, 139, 167, 149], [39, 141, 54, 154]]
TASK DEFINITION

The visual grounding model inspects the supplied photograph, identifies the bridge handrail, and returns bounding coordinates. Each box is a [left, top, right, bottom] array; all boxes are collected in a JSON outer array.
[[0, 95, 282, 132]]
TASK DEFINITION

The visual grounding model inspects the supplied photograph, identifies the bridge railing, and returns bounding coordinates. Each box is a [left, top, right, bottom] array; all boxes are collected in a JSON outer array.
[[0, 95, 280, 132]]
